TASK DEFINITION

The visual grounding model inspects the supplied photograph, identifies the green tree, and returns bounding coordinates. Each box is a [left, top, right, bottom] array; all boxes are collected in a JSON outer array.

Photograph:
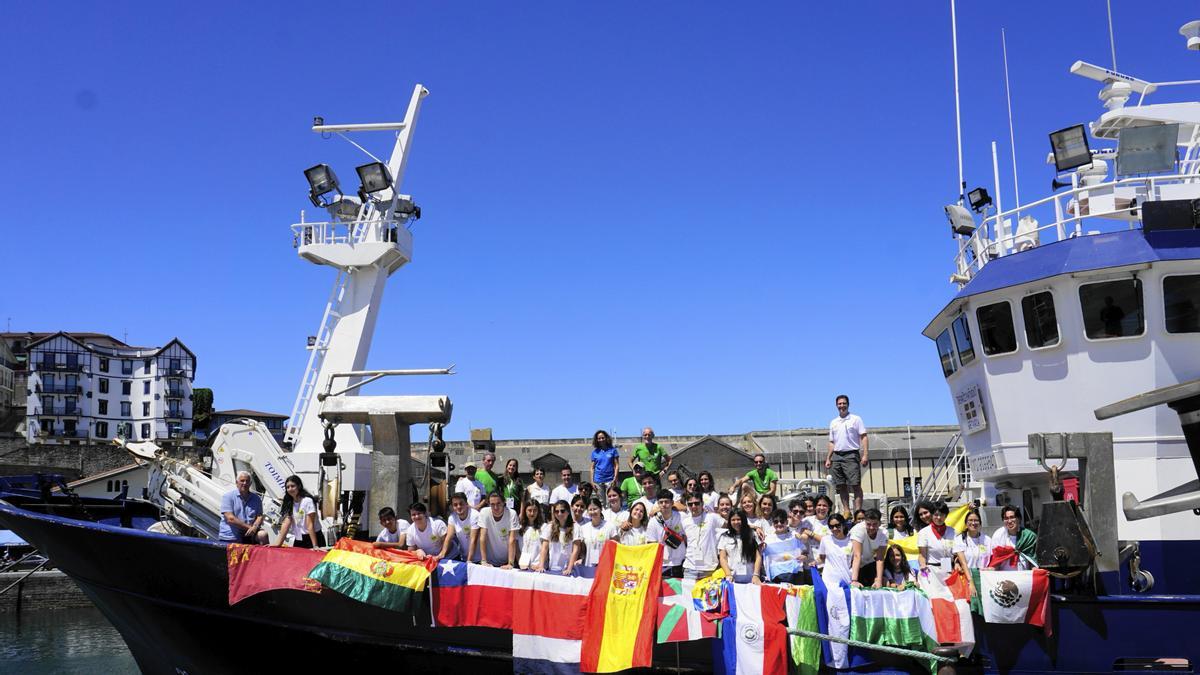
[[192, 388, 213, 428]]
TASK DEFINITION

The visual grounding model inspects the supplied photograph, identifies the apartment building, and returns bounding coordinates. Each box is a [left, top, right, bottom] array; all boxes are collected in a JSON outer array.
[[25, 332, 196, 445]]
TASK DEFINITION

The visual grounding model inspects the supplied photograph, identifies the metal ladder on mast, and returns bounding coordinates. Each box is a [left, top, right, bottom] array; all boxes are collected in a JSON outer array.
[[284, 268, 349, 447], [910, 431, 964, 509]]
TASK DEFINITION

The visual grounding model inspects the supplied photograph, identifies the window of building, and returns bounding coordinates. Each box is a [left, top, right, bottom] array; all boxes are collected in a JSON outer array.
[[65, 374, 77, 392], [168, 401, 181, 417], [952, 315, 975, 366], [168, 379, 182, 397], [99, 357, 109, 372], [936, 327, 957, 378], [66, 353, 79, 369], [1080, 279, 1144, 339], [142, 402, 150, 416], [98, 399, 108, 415], [96, 421, 108, 438], [99, 378, 109, 394], [42, 373, 54, 389], [1164, 275, 1200, 334], [144, 359, 151, 373], [107, 480, 114, 492], [122, 422, 133, 438], [42, 353, 56, 369], [170, 358, 181, 373], [121, 401, 131, 417], [41, 395, 52, 412], [40, 419, 54, 434], [143, 380, 150, 395], [121, 359, 132, 374], [1021, 291, 1060, 348], [141, 423, 150, 439], [122, 381, 131, 396], [976, 301, 1018, 355], [65, 397, 77, 414], [63, 419, 76, 435]]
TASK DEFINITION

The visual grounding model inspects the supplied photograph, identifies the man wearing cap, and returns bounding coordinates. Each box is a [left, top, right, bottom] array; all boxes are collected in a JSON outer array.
[[456, 461, 486, 510]]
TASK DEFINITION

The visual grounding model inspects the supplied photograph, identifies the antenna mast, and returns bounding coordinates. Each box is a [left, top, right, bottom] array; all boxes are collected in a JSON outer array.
[[1106, 0, 1118, 71], [950, 0, 966, 204], [1002, 29, 1021, 209]]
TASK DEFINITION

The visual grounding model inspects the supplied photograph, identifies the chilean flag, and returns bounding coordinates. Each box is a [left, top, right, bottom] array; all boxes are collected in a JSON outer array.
[[714, 583, 789, 675], [432, 560, 514, 629]]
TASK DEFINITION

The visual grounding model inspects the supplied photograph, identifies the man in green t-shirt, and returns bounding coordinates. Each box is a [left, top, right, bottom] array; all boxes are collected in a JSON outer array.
[[619, 463, 647, 505], [628, 427, 672, 477], [474, 452, 500, 496], [732, 453, 778, 497]]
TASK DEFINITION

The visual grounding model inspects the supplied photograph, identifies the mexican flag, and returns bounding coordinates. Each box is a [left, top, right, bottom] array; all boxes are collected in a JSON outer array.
[[979, 568, 1050, 628]]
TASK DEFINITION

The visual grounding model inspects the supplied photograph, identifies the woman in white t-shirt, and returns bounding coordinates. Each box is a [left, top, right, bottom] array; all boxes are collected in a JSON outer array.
[[917, 501, 957, 573], [816, 513, 855, 668], [698, 472, 720, 513], [516, 500, 546, 570], [573, 498, 618, 578], [525, 468, 550, 508], [618, 502, 652, 546], [718, 509, 761, 583], [273, 474, 321, 548], [541, 500, 581, 575], [800, 494, 834, 568], [953, 509, 992, 598], [602, 486, 628, 525]]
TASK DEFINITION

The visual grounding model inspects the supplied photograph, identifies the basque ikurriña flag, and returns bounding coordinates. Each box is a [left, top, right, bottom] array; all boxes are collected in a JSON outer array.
[[714, 582, 789, 675], [657, 578, 718, 644], [512, 569, 592, 674], [306, 538, 436, 612], [580, 541, 663, 672], [432, 560, 515, 629]]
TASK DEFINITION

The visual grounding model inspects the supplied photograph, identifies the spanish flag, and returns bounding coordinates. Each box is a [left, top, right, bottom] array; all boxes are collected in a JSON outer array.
[[580, 541, 663, 673], [306, 538, 437, 612]]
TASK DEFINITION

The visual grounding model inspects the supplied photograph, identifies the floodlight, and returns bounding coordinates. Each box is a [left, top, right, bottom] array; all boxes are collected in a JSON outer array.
[[305, 164, 341, 207], [395, 197, 421, 220], [356, 162, 392, 202], [1049, 125, 1092, 173], [1116, 124, 1178, 177], [328, 197, 362, 222], [945, 204, 976, 237], [967, 187, 993, 212]]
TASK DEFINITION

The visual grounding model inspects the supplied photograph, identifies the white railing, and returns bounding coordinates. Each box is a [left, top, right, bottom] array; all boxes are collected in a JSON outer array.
[[290, 218, 405, 248], [952, 172, 1200, 284], [911, 432, 963, 509]]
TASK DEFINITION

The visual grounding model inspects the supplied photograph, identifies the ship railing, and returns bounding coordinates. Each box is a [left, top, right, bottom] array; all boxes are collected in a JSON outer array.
[[951, 172, 1200, 284], [910, 431, 963, 510], [290, 218, 405, 248]]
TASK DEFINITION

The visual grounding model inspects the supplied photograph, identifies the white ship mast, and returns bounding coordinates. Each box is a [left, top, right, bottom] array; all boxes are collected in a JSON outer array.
[[285, 84, 429, 454]]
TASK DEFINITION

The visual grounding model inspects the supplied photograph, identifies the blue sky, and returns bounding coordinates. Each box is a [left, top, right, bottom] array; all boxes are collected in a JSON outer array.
[[4, 2, 1197, 441]]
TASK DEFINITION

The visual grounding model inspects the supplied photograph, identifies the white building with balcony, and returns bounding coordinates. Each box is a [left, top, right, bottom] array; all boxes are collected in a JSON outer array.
[[25, 332, 196, 445]]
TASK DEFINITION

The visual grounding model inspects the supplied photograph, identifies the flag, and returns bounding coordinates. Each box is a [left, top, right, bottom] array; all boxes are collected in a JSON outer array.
[[715, 583, 789, 675], [306, 538, 436, 612], [692, 569, 730, 619], [917, 568, 975, 656], [657, 578, 718, 643], [226, 544, 324, 605], [512, 570, 592, 675], [432, 560, 514, 629], [850, 586, 939, 672], [581, 541, 663, 672], [979, 568, 1050, 628], [783, 585, 821, 675], [889, 503, 971, 562]]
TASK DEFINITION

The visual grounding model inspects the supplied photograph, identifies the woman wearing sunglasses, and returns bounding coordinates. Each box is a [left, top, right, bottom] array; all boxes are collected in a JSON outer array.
[[540, 499, 581, 576]]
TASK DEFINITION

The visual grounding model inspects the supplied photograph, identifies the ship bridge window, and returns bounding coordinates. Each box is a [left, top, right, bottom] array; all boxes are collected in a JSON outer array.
[[1164, 275, 1200, 333], [936, 328, 957, 378], [1021, 291, 1060, 348], [952, 315, 975, 365], [1079, 279, 1144, 339], [975, 301, 1018, 355]]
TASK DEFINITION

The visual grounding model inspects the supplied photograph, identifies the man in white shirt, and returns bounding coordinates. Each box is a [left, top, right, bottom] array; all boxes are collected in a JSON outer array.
[[549, 467, 579, 505], [373, 506, 409, 549], [848, 508, 888, 588], [445, 492, 480, 562], [681, 492, 725, 579], [647, 489, 686, 578], [405, 502, 448, 562], [477, 492, 518, 568], [454, 461, 486, 509], [825, 394, 869, 514]]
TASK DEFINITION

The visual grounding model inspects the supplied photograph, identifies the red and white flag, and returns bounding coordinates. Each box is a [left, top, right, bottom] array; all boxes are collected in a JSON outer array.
[[512, 570, 592, 674], [919, 568, 975, 656], [980, 568, 1050, 628]]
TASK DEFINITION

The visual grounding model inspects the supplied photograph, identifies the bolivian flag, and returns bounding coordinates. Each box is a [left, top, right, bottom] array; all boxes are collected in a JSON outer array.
[[307, 538, 437, 612], [581, 541, 663, 673]]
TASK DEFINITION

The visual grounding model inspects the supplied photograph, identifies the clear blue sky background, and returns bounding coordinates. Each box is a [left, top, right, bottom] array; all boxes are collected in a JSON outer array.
[[4, 3, 1196, 441]]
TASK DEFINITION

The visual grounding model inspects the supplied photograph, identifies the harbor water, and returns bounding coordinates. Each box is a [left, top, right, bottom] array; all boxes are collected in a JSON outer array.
[[0, 607, 137, 674]]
